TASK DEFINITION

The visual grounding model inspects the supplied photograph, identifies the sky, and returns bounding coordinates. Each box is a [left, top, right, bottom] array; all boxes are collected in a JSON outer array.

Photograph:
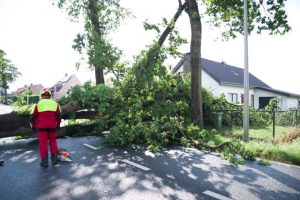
[[0, 0, 299, 95]]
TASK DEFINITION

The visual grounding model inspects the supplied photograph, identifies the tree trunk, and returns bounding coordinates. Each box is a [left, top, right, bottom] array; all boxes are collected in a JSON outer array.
[[0, 100, 101, 138], [4, 87, 7, 103], [88, 0, 105, 85], [186, 0, 204, 128], [95, 67, 105, 85], [157, 2, 187, 47], [146, 2, 187, 68]]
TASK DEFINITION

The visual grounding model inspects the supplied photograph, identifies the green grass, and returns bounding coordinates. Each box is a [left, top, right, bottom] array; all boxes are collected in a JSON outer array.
[[258, 159, 271, 166], [219, 126, 300, 166], [242, 138, 300, 165], [14, 135, 30, 140], [229, 126, 289, 141]]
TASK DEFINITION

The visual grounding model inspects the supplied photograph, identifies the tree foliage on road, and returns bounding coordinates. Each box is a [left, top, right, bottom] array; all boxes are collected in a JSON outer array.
[[52, 0, 130, 84], [0, 49, 21, 103]]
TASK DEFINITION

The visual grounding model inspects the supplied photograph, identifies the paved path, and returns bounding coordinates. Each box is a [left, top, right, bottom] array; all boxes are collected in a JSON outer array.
[[0, 136, 300, 200]]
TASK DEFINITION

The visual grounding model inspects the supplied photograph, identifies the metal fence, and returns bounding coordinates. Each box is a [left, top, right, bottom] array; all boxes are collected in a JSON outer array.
[[210, 109, 300, 138]]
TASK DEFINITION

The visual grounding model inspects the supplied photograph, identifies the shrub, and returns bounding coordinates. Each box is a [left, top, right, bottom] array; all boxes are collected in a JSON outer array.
[[258, 159, 271, 165], [276, 111, 298, 127]]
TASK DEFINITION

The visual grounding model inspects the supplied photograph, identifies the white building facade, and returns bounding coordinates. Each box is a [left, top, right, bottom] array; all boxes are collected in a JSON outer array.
[[173, 54, 300, 111]]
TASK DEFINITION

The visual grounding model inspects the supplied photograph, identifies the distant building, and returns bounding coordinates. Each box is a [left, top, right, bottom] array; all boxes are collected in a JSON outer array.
[[51, 74, 82, 100], [172, 53, 300, 110], [14, 84, 44, 96]]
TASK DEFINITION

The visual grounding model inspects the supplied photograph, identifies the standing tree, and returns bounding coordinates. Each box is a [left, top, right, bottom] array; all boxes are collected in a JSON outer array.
[[184, 0, 291, 128], [53, 0, 130, 84], [0, 49, 21, 103], [186, 0, 203, 128]]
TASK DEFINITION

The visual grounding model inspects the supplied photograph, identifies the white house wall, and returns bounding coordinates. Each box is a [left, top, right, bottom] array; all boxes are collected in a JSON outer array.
[[178, 59, 299, 110], [202, 71, 220, 96], [219, 85, 254, 105], [177, 65, 184, 73], [182, 60, 220, 96], [254, 89, 277, 109], [287, 98, 299, 109], [252, 89, 300, 110]]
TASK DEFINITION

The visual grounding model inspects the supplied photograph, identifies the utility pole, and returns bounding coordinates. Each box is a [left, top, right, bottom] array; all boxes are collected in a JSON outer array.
[[243, 0, 249, 142]]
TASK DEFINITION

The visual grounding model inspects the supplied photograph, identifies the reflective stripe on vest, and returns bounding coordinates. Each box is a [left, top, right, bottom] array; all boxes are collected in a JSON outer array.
[[37, 99, 58, 112]]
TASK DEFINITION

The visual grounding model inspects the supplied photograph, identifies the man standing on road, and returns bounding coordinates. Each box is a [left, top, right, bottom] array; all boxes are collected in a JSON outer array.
[[30, 88, 61, 167]]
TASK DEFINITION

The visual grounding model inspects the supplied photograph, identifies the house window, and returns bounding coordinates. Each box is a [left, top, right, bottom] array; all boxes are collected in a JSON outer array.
[[228, 93, 238, 103], [239, 94, 254, 106], [241, 94, 244, 104]]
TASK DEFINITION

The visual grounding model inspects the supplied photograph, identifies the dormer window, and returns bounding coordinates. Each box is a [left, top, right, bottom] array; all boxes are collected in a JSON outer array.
[[231, 71, 238, 76]]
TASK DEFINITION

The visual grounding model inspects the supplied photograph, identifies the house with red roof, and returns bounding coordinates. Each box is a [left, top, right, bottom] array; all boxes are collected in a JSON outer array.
[[14, 84, 44, 96], [50, 74, 82, 100]]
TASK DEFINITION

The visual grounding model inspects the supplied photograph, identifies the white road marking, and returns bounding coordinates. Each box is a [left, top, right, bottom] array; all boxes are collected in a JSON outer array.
[[203, 190, 233, 200], [83, 143, 101, 150], [120, 159, 150, 171]]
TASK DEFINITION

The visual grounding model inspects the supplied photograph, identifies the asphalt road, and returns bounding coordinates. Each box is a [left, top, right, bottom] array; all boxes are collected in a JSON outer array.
[[0, 136, 300, 200], [0, 104, 14, 114]]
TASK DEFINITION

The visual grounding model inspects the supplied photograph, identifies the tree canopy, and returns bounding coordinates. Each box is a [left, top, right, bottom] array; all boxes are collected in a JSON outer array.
[[52, 0, 130, 84], [184, 0, 291, 127], [0, 49, 21, 102], [202, 0, 291, 39], [0, 0, 293, 153]]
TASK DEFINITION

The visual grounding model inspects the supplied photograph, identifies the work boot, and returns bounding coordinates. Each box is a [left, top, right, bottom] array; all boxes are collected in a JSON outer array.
[[0, 160, 4, 166], [40, 155, 48, 167], [51, 154, 58, 166]]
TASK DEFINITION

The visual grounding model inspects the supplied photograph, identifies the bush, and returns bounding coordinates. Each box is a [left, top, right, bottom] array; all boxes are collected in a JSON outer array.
[[276, 111, 298, 127], [258, 159, 271, 165], [250, 110, 271, 128]]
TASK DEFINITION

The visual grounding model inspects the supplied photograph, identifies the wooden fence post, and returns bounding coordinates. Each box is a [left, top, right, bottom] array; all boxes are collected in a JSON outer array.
[[272, 109, 275, 139]]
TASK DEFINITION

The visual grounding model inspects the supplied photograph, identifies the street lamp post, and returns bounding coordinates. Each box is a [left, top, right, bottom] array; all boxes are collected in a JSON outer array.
[[243, 0, 249, 142]]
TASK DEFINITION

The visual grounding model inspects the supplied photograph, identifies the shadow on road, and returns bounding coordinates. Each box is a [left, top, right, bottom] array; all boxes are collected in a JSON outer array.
[[0, 136, 299, 200]]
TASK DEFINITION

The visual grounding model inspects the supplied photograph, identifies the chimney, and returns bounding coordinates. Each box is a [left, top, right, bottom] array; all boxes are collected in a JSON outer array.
[[221, 61, 227, 66]]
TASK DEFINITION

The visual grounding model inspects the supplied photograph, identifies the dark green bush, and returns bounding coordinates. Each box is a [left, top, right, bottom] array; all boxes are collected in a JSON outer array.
[[276, 111, 297, 127]]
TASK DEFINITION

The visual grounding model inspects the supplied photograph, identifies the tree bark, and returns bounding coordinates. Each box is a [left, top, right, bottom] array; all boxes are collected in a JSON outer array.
[[0, 100, 101, 138], [88, 0, 105, 85], [157, 2, 187, 47], [95, 67, 105, 85], [4, 87, 8, 103], [146, 2, 187, 68], [186, 0, 204, 128]]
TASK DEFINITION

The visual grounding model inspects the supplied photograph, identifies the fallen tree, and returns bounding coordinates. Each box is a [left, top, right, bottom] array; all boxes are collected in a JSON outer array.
[[0, 100, 101, 138], [0, 1, 188, 140]]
